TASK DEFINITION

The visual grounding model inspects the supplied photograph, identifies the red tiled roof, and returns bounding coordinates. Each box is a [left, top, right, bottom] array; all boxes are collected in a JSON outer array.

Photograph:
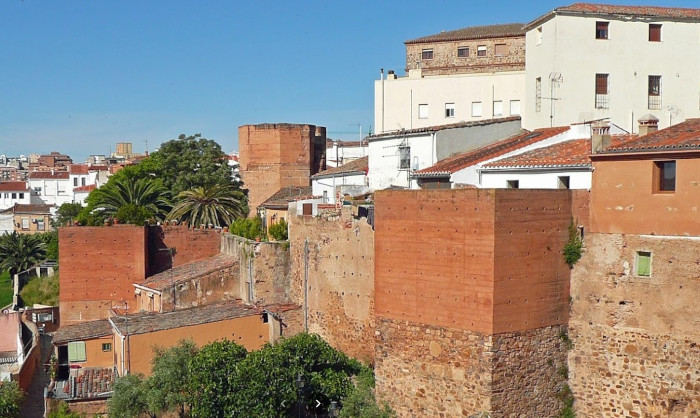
[[484, 138, 591, 168], [54, 319, 113, 344], [139, 254, 237, 291], [69, 164, 89, 175], [28, 171, 69, 179], [3, 203, 54, 214], [73, 184, 97, 192], [414, 126, 570, 177], [406, 23, 526, 44], [526, 3, 700, 30], [261, 186, 314, 209], [0, 181, 28, 191], [367, 116, 521, 141], [312, 156, 368, 179], [557, 3, 700, 19], [598, 118, 700, 154], [110, 300, 300, 336], [58, 367, 115, 400], [88, 165, 108, 171]]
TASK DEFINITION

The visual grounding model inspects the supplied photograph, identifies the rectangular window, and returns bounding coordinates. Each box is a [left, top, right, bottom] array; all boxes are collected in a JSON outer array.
[[418, 104, 428, 119], [73, 178, 78, 186], [18, 193, 24, 199], [596, 21, 609, 39], [457, 47, 469, 58], [649, 24, 661, 42], [510, 100, 521, 115], [421, 49, 433, 60], [322, 190, 328, 203], [494, 43, 507, 56], [507, 180, 520, 189], [102, 343, 112, 352], [536, 26, 543, 45], [445, 103, 455, 118], [398, 146, 411, 169], [477, 45, 486, 57], [654, 160, 676, 192], [11, 193, 16, 199], [36, 312, 53, 322], [535, 77, 542, 112], [471, 102, 482, 117], [635, 251, 652, 277], [21, 218, 29, 230], [68, 342, 87, 362], [492, 101, 503, 116], [37, 219, 45, 231], [558, 176, 570, 189], [648, 75, 661, 110], [595, 74, 609, 109], [81, 178, 86, 186]]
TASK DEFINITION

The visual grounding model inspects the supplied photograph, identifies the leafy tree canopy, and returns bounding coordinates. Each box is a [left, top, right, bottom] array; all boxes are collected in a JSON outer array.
[[168, 184, 247, 228], [54, 203, 83, 227], [108, 374, 155, 418], [80, 176, 171, 225], [0, 381, 23, 418]]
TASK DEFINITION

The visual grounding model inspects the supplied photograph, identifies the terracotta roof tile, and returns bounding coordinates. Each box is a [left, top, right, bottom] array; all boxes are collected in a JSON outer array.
[[28, 171, 70, 180], [0, 181, 28, 192], [73, 184, 97, 192], [599, 118, 700, 154], [260, 186, 314, 209], [69, 164, 89, 175], [139, 254, 237, 291], [557, 3, 700, 19], [2, 203, 54, 214], [88, 165, 108, 171], [311, 156, 368, 179], [367, 116, 521, 141], [414, 126, 570, 177], [110, 300, 300, 336], [406, 23, 526, 44], [58, 367, 115, 400], [54, 319, 113, 344]]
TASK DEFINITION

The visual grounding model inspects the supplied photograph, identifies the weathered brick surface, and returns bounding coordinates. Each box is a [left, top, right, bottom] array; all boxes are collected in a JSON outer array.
[[288, 206, 376, 363], [158, 264, 239, 311], [238, 123, 326, 214], [406, 36, 525, 76], [569, 233, 700, 417], [148, 225, 222, 275], [375, 318, 568, 417]]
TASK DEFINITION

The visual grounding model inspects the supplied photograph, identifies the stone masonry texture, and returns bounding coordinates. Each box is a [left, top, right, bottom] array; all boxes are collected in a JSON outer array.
[[288, 206, 376, 363], [569, 232, 700, 417]]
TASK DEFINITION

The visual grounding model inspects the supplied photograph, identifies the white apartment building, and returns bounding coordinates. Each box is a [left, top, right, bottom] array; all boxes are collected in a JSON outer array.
[[523, 3, 700, 132]]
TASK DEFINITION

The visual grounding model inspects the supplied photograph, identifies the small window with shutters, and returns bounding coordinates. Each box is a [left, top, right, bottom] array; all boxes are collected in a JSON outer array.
[[649, 24, 661, 42], [596, 21, 609, 39], [595, 74, 609, 109], [494, 43, 507, 56]]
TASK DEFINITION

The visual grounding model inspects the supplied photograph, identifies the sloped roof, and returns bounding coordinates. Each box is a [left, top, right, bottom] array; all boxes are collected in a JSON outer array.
[[28, 171, 69, 180], [139, 254, 237, 292], [2, 203, 54, 215], [69, 164, 89, 175], [414, 126, 570, 177], [483, 138, 592, 169], [0, 181, 28, 192], [596, 118, 700, 155], [260, 186, 314, 209], [526, 3, 700, 30], [54, 319, 113, 344], [73, 184, 97, 193], [110, 300, 299, 336], [367, 116, 521, 141], [311, 156, 368, 180], [405, 23, 525, 44], [57, 368, 114, 400]]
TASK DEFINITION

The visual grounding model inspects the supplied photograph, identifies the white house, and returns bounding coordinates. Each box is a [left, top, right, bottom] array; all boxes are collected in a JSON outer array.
[[28, 170, 72, 207], [367, 117, 522, 190], [523, 3, 700, 132], [311, 156, 368, 204], [0, 181, 31, 210], [326, 140, 368, 168]]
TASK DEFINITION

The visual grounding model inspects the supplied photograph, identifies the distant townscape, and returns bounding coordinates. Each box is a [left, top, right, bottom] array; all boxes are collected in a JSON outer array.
[[1, 3, 699, 418]]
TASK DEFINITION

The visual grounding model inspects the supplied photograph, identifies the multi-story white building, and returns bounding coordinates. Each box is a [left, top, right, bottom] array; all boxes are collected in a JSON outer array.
[[0, 181, 31, 210], [28, 170, 72, 207], [523, 3, 700, 132], [375, 23, 526, 134]]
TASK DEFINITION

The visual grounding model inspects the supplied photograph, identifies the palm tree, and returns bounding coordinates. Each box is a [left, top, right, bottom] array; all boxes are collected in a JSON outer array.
[[0, 232, 47, 275], [167, 184, 247, 228], [87, 177, 171, 224]]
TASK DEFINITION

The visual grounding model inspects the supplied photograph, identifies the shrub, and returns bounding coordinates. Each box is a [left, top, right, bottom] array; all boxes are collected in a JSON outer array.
[[230, 217, 264, 240], [268, 219, 288, 241], [563, 220, 583, 268]]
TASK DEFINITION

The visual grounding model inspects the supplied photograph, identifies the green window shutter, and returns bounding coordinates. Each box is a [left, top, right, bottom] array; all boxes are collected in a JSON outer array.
[[68, 342, 87, 362], [636, 252, 651, 276]]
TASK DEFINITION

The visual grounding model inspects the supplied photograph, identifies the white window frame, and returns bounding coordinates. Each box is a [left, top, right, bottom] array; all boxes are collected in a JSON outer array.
[[510, 100, 521, 116], [471, 102, 482, 117], [445, 103, 455, 118], [493, 100, 503, 117], [418, 104, 429, 119]]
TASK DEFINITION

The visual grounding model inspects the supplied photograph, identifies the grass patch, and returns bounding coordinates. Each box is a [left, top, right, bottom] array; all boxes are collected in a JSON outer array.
[[19, 273, 59, 307], [0, 271, 12, 308]]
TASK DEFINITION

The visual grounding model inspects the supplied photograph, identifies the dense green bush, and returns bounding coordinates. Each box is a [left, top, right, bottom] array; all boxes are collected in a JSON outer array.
[[230, 217, 264, 240], [563, 220, 583, 268], [268, 219, 288, 241]]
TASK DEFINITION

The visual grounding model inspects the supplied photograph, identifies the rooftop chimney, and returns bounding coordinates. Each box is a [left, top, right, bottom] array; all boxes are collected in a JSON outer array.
[[591, 120, 611, 153], [638, 114, 659, 136]]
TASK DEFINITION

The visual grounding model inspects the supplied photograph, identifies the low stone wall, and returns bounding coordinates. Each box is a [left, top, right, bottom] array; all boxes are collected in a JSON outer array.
[[161, 264, 239, 311]]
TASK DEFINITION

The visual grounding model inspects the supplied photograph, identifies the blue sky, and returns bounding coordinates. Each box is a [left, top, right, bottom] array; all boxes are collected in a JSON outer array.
[[0, 1, 693, 161]]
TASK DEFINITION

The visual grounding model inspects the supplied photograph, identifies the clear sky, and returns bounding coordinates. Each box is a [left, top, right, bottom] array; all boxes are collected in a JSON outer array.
[[0, 0, 693, 162]]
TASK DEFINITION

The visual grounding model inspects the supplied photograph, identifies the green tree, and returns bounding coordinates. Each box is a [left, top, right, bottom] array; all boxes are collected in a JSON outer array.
[[339, 368, 395, 418], [268, 219, 289, 241], [108, 374, 155, 418], [0, 232, 47, 275], [47, 401, 82, 418], [147, 340, 197, 418], [83, 176, 170, 225], [230, 217, 264, 240], [53, 203, 84, 227], [37, 231, 58, 261], [0, 381, 23, 418], [167, 184, 247, 228], [189, 339, 248, 418]]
